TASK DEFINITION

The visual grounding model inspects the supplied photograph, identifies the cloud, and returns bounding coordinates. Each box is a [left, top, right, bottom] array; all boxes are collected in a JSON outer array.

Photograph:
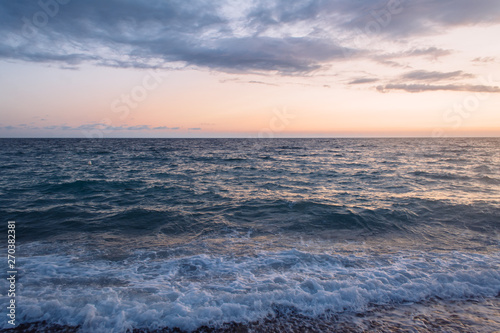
[[0, 1, 360, 74], [188, 128, 202, 130], [76, 124, 173, 131], [1, 1, 498, 75], [472, 57, 496, 63], [0, 123, 188, 137], [247, 80, 278, 86], [401, 70, 474, 82], [374, 59, 407, 68], [371, 69, 490, 93], [2, 123, 171, 131], [340, 0, 500, 37], [349, 78, 379, 84], [152, 126, 180, 130], [377, 83, 500, 93], [126, 125, 150, 130], [249, 0, 500, 38], [398, 47, 453, 59], [374, 47, 453, 66], [76, 124, 107, 130]]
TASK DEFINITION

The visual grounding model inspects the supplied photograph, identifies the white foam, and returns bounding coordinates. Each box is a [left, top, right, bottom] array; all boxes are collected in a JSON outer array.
[[1, 249, 499, 332]]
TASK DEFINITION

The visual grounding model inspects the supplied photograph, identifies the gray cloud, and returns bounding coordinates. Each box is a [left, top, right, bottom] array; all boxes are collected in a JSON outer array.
[[472, 57, 496, 63], [76, 124, 107, 130], [399, 47, 453, 59], [0, 124, 186, 135], [0, 1, 499, 74], [151, 126, 180, 130], [3, 123, 180, 131], [0, 1, 355, 74], [247, 80, 279, 86], [377, 83, 500, 93], [249, 0, 500, 37], [126, 125, 150, 131], [339, 0, 500, 37], [401, 70, 474, 82], [346, 68, 475, 89], [375, 47, 453, 64], [349, 78, 379, 84]]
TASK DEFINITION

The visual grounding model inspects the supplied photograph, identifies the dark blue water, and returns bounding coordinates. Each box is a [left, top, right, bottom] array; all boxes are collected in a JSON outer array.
[[1, 138, 499, 332]]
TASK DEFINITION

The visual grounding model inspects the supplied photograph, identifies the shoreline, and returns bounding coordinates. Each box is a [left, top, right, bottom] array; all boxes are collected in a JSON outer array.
[[2, 296, 499, 333]]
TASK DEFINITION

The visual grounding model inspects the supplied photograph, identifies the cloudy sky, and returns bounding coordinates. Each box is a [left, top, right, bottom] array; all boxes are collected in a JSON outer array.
[[1, 0, 499, 137]]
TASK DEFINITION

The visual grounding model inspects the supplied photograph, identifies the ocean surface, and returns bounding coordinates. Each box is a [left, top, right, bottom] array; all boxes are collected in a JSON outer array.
[[0, 138, 499, 332]]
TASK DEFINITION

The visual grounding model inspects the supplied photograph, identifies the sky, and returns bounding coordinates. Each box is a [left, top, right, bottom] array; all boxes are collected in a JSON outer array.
[[0, 0, 499, 138]]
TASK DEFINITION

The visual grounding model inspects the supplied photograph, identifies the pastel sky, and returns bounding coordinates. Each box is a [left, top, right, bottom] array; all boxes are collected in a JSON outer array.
[[0, 0, 499, 138]]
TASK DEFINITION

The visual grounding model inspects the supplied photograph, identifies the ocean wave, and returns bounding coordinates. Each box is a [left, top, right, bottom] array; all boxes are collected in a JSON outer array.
[[2, 249, 499, 332], [36, 179, 148, 195], [2, 196, 499, 243]]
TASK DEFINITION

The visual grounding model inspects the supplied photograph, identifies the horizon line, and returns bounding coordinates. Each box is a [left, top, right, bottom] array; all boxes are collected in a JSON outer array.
[[1, 136, 499, 139]]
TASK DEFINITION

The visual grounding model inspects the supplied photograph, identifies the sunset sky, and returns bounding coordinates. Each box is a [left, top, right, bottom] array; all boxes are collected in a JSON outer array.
[[0, 0, 499, 138]]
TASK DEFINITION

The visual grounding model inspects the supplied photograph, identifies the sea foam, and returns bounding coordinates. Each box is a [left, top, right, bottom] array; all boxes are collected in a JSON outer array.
[[2, 248, 499, 332]]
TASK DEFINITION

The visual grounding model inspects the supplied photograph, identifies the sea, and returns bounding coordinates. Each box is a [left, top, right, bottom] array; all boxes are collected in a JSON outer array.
[[0, 138, 499, 333]]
